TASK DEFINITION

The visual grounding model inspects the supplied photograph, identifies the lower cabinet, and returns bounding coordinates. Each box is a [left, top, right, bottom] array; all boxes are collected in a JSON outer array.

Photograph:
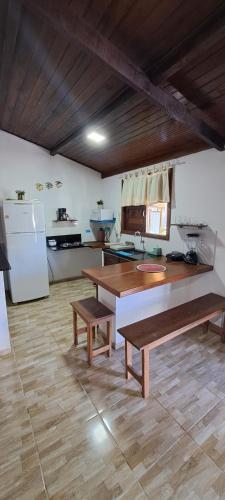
[[47, 247, 102, 282], [103, 252, 129, 266]]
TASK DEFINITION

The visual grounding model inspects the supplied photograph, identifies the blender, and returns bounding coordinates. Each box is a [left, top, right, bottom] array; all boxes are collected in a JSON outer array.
[[185, 233, 199, 264]]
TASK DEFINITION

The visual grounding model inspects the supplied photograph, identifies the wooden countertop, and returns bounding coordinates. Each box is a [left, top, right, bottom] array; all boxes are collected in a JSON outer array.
[[82, 257, 213, 298], [83, 241, 107, 249]]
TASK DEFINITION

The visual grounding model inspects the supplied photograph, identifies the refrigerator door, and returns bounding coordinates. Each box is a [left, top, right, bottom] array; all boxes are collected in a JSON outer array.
[[3, 202, 45, 233], [6, 233, 49, 303]]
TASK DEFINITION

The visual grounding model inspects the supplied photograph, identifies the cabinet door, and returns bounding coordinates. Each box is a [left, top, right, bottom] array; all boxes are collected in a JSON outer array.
[[103, 253, 130, 266], [104, 253, 120, 266]]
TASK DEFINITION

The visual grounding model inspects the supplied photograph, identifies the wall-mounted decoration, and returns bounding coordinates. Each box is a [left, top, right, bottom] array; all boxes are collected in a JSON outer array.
[[55, 181, 63, 188], [45, 182, 53, 190], [35, 181, 63, 191], [16, 190, 25, 200], [35, 183, 44, 192]]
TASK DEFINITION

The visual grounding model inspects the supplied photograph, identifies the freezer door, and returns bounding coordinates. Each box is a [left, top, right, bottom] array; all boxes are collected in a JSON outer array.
[[7, 233, 49, 303], [3, 202, 45, 233]]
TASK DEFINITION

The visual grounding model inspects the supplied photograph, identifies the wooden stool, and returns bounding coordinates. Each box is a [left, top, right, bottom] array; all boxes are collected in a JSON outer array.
[[70, 297, 114, 366]]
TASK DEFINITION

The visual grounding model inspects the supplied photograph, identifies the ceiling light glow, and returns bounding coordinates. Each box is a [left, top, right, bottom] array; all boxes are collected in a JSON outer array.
[[87, 131, 106, 143]]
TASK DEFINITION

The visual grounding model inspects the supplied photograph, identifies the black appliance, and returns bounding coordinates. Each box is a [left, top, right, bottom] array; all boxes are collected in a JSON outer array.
[[184, 250, 198, 265], [46, 234, 83, 251], [166, 251, 185, 262], [58, 208, 69, 221]]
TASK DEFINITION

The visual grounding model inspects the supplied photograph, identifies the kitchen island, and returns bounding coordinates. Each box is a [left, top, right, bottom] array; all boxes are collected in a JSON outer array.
[[83, 257, 214, 348]]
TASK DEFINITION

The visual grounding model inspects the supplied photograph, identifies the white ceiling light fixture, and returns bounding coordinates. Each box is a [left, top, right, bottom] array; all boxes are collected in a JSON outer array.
[[86, 131, 106, 144]]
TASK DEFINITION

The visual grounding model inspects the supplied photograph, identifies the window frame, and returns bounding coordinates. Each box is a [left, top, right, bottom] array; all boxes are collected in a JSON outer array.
[[121, 169, 173, 241]]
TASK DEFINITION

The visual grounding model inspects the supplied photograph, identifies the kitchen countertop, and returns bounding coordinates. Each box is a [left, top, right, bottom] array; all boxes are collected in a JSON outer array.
[[0, 244, 10, 271], [103, 247, 154, 260], [82, 257, 213, 298], [82, 241, 107, 249]]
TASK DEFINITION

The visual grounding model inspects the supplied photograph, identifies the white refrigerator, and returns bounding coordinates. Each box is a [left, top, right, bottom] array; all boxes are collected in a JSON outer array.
[[1, 200, 49, 303]]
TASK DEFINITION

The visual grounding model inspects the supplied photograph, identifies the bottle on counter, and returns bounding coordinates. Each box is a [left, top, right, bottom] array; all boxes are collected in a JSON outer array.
[[97, 227, 105, 242]]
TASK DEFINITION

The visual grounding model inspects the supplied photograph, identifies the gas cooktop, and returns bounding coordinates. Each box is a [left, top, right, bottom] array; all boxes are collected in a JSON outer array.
[[59, 242, 83, 248], [46, 234, 84, 251]]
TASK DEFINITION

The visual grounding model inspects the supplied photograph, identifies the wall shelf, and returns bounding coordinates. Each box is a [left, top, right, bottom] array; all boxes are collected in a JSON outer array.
[[52, 219, 78, 224], [171, 224, 208, 229], [90, 218, 116, 224]]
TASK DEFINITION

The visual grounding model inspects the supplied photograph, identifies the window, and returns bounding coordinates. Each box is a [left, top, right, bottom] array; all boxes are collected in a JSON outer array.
[[121, 170, 172, 240], [146, 203, 168, 236]]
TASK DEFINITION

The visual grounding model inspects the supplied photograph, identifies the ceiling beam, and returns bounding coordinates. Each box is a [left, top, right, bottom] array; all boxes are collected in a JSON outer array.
[[23, 0, 225, 152], [51, 1, 225, 155], [149, 3, 225, 83]]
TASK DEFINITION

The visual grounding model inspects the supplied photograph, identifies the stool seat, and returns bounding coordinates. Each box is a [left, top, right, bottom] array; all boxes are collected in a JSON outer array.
[[70, 297, 114, 366], [70, 297, 113, 325]]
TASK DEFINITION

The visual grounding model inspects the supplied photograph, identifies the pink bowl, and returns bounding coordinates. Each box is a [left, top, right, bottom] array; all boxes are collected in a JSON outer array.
[[136, 264, 167, 273]]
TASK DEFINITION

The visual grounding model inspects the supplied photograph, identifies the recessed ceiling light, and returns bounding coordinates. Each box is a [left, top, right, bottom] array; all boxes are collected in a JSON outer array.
[[86, 131, 106, 144]]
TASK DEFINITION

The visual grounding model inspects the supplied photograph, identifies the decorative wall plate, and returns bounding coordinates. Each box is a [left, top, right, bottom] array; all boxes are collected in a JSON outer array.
[[136, 263, 167, 273]]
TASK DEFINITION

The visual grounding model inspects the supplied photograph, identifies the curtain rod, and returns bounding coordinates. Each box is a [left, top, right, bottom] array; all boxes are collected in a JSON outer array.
[[119, 159, 185, 179]]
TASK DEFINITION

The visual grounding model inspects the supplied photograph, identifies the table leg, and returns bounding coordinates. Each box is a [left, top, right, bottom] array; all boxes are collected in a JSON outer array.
[[142, 349, 150, 398], [125, 340, 132, 379], [87, 324, 93, 366], [73, 311, 78, 346], [107, 320, 112, 357]]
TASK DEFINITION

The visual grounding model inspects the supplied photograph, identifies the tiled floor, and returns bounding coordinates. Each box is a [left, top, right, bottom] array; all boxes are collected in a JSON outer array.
[[2, 279, 225, 499]]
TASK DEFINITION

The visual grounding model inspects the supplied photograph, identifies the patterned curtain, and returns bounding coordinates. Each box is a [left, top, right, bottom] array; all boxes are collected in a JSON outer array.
[[121, 167, 170, 206]]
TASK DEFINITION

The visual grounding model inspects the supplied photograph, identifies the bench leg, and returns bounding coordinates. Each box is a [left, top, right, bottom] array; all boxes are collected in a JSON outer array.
[[142, 349, 150, 398], [125, 340, 132, 379], [73, 311, 78, 346], [87, 324, 93, 366], [107, 320, 112, 357], [202, 321, 209, 333], [222, 314, 225, 343]]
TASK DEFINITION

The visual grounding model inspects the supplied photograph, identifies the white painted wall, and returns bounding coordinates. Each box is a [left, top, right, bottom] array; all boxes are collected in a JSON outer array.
[[102, 149, 225, 295], [0, 130, 102, 240]]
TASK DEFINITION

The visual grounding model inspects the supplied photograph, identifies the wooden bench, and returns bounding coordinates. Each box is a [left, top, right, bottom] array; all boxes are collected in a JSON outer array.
[[118, 293, 225, 398], [71, 297, 114, 366]]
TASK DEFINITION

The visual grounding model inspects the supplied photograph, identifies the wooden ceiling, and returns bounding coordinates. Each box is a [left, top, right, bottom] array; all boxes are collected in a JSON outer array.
[[1, 0, 225, 177]]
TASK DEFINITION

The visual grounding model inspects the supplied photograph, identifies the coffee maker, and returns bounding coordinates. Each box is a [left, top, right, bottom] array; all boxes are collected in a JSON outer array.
[[57, 208, 69, 221]]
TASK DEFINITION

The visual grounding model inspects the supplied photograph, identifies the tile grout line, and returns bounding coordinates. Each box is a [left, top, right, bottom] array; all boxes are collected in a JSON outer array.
[[11, 341, 50, 500]]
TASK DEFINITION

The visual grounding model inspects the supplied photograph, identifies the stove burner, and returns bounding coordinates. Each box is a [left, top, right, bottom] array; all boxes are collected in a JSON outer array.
[[59, 242, 82, 248]]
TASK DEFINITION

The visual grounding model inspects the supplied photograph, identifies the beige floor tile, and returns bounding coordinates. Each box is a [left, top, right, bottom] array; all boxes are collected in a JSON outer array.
[[190, 400, 225, 472], [154, 369, 221, 431], [102, 396, 184, 476], [140, 434, 225, 500], [36, 415, 146, 499]]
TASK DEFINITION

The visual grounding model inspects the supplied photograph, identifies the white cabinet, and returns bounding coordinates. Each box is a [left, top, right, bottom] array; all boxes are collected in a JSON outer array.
[[47, 247, 102, 282]]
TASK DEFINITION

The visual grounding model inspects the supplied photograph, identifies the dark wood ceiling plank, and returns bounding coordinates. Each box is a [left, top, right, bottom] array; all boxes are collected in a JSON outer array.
[[39, 68, 123, 144], [0, 0, 23, 122], [45, 5, 224, 149], [69, 110, 170, 157], [2, 9, 50, 132], [10, 16, 57, 136], [149, 0, 225, 81], [29, 50, 95, 139], [14, 35, 68, 135]]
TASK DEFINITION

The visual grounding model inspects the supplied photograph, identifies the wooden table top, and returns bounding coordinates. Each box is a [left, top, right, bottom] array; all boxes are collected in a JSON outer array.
[[82, 257, 213, 298]]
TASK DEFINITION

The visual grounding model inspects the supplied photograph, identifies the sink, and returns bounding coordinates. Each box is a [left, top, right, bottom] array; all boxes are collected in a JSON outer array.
[[116, 249, 146, 258]]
